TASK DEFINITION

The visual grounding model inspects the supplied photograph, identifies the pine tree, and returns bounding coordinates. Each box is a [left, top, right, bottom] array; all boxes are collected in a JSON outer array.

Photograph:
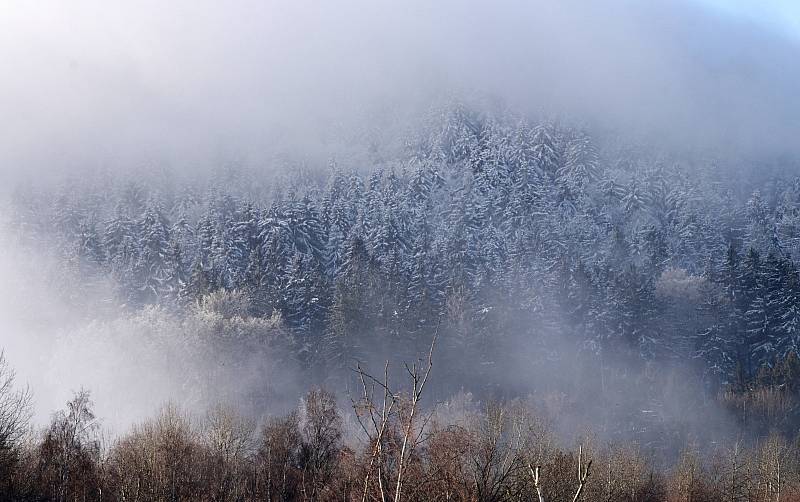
[[559, 130, 600, 185], [531, 124, 561, 178], [103, 205, 136, 266], [185, 259, 212, 301], [225, 201, 261, 288], [78, 220, 106, 267], [284, 253, 330, 364], [134, 203, 176, 304], [323, 234, 376, 374], [746, 190, 779, 255]]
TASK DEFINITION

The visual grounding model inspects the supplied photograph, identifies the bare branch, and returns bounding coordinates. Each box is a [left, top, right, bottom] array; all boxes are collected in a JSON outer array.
[[529, 464, 545, 502], [571, 445, 592, 502]]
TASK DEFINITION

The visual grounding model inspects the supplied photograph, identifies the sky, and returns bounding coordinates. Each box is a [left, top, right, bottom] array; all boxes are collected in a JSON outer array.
[[0, 0, 799, 183], [695, 0, 800, 40]]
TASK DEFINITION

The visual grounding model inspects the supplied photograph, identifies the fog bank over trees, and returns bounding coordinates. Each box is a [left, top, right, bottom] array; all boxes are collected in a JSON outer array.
[[2, 0, 800, 500], [4, 103, 800, 443], [1, 0, 799, 186]]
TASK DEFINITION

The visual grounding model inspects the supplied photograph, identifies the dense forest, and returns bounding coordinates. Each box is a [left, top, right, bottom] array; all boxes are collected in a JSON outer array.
[[4, 103, 800, 500], [9, 105, 800, 384]]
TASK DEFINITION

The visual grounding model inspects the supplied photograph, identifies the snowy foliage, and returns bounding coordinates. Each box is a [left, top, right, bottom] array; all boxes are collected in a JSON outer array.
[[9, 104, 800, 388]]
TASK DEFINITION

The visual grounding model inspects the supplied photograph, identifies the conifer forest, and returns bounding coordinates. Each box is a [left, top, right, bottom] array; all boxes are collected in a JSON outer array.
[[3, 1, 800, 500]]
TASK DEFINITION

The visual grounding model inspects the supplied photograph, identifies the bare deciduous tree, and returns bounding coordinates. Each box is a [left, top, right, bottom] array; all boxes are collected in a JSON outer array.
[[299, 388, 342, 499], [202, 404, 255, 501], [352, 332, 437, 502], [529, 445, 592, 502], [0, 350, 32, 494], [757, 433, 795, 502], [37, 390, 101, 502], [257, 411, 302, 501]]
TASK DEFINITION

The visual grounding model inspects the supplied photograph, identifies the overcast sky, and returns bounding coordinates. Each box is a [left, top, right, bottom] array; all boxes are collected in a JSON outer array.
[[696, 0, 800, 40], [1, 0, 798, 181]]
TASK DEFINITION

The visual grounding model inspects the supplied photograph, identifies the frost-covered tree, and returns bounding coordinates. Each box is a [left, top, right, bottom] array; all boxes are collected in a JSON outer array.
[[10, 102, 800, 389]]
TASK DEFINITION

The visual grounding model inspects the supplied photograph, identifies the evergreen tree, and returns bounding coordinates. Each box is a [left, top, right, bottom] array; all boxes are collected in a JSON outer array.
[[134, 203, 176, 304]]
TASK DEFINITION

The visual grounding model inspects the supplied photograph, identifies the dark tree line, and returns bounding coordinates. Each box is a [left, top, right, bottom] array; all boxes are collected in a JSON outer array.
[[6, 378, 800, 501]]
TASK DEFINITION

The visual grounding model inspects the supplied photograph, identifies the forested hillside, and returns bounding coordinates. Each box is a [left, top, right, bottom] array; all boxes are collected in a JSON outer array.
[[7, 104, 800, 393], [5, 103, 800, 501], [5, 0, 800, 497]]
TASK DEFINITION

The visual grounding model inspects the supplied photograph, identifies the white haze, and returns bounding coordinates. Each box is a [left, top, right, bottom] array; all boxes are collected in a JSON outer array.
[[1, 0, 799, 435], [1, 0, 799, 185], [0, 217, 164, 430], [0, 216, 301, 432]]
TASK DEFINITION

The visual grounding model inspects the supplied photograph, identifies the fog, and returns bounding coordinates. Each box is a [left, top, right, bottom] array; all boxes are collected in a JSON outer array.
[[1, 0, 799, 451], [0, 210, 741, 454], [0, 206, 311, 434], [1, 0, 799, 185]]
